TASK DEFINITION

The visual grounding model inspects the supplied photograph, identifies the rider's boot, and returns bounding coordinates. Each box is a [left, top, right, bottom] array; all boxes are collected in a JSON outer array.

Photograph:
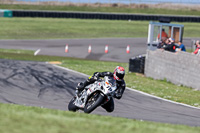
[[76, 80, 91, 97]]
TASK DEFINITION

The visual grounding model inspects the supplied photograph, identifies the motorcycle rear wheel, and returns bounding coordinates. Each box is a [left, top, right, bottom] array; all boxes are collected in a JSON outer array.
[[84, 92, 104, 113], [68, 97, 78, 112]]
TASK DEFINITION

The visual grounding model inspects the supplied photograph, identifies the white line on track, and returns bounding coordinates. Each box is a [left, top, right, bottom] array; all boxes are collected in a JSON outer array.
[[34, 49, 41, 56], [52, 64, 200, 110]]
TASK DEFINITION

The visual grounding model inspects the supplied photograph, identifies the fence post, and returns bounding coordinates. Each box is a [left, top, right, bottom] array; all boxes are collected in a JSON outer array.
[[192, 40, 196, 52]]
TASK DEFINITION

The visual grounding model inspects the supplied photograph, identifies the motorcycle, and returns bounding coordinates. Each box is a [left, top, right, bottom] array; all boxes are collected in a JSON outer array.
[[68, 76, 117, 113]]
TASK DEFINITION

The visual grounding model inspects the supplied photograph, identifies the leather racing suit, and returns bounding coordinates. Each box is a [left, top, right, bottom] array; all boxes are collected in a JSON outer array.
[[76, 71, 126, 112]]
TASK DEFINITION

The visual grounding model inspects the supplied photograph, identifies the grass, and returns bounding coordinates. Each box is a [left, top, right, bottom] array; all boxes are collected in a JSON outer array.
[[0, 49, 200, 108], [1, 103, 200, 133], [0, 48, 34, 54], [1, 4, 200, 16], [1, 17, 200, 39], [0, 17, 148, 39]]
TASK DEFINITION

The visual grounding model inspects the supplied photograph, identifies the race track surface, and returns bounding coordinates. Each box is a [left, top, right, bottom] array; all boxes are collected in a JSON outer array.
[[0, 38, 195, 62], [0, 59, 200, 126], [0, 38, 147, 63]]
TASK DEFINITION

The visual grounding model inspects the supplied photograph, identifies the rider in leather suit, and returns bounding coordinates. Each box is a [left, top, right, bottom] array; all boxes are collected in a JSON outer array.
[[76, 66, 126, 112]]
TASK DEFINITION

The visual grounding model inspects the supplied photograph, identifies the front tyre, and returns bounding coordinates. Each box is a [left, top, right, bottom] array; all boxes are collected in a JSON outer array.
[[68, 97, 78, 112], [84, 92, 104, 113]]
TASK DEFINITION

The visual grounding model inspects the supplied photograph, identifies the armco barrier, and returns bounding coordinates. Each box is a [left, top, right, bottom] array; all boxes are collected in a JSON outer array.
[[145, 50, 200, 90], [12, 10, 200, 22]]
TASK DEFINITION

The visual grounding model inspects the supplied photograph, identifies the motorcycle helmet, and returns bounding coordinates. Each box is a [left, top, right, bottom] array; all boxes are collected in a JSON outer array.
[[113, 66, 125, 81]]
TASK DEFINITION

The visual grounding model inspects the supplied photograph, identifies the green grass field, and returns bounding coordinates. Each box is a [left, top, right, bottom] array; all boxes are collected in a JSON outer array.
[[0, 17, 200, 39], [1, 103, 200, 133], [0, 17, 148, 39], [1, 4, 200, 16]]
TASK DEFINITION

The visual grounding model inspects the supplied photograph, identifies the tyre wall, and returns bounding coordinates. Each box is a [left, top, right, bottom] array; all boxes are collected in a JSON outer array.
[[12, 10, 200, 22]]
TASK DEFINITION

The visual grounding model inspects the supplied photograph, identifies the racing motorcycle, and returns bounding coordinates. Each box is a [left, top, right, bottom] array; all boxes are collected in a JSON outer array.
[[68, 76, 117, 113]]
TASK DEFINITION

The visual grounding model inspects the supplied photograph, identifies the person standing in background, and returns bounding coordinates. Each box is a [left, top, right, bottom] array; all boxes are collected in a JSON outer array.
[[193, 40, 200, 55], [178, 41, 186, 52], [157, 29, 168, 41]]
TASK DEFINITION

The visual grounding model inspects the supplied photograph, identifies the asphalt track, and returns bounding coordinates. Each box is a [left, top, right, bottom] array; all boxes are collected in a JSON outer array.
[[0, 38, 147, 63], [0, 59, 200, 126], [0, 37, 195, 62]]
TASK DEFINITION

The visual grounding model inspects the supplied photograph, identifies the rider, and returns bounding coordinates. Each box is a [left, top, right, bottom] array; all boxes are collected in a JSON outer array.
[[76, 66, 126, 112]]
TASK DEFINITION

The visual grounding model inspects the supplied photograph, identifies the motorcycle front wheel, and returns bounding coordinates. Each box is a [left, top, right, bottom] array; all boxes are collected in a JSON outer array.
[[84, 92, 104, 113], [68, 97, 78, 112]]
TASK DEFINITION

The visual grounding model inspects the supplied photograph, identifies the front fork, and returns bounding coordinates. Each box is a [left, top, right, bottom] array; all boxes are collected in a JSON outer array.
[[101, 95, 110, 106], [74, 90, 88, 108]]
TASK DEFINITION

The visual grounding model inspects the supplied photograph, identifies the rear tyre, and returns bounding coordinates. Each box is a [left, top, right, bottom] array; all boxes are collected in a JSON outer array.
[[84, 92, 104, 113], [101, 97, 114, 112], [68, 97, 78, 112]]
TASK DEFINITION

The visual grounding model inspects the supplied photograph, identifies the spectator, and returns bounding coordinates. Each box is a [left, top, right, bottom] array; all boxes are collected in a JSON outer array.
[[193, 40, 200, 55], [163, 38, 170, 47], [157, 38, 169, 49], [157, 29, 168, 41], [163, 38, 178, 52], [157, 41, 164, 49], [177, 41, 186, 52], [196, 40, 200, 46]]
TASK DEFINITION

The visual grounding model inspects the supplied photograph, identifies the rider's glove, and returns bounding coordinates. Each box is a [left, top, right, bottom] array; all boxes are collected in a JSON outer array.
[[93, 72, 99, 80], [76, 82, 84, 91]]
